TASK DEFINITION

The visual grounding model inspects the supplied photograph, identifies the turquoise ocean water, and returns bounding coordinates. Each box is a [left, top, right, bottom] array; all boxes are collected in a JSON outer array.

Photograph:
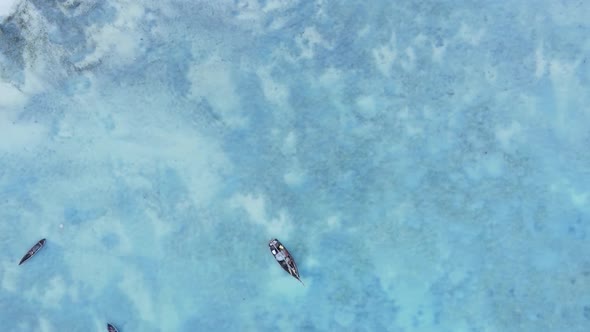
[[1, 1, 589, 331]]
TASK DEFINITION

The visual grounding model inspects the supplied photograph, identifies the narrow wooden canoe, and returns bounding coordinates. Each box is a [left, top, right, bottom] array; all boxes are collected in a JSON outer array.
[[19, 238, 46, 265], [269, 239, 303, 285]]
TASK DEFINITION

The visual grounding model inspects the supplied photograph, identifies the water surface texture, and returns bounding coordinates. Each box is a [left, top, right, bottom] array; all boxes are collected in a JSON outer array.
[[1, 1, 589, 331]]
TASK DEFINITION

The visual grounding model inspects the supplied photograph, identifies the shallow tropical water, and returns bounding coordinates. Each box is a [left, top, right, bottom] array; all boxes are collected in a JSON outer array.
[[1, 1, 589, 331]]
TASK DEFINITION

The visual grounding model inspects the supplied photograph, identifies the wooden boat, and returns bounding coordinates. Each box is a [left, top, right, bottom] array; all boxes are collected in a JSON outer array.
[[269, 239, 303, 285], [107, 323, 119, 332], [18, 238, 46, 265]]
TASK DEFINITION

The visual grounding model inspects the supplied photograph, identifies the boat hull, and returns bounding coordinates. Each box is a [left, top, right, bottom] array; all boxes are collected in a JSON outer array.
[[19, 239, 46, 265], [269, 239, 303, 284]]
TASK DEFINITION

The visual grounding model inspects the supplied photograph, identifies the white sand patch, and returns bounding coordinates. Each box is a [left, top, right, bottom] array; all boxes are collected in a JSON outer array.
[[266, 210, 292, 236], [545, 57, 589, 142], [145, 209, 173, 242], [39, 276, 67, 308], [334, 307, 355, 327], [358, 24, 370, 38], [8, 2, 61, 94], [305, 256, 320, 269], [74, 111, 232, 206], [547, 182, 588, 210], [67, 280, 80, 303], [356, 95, 376, 109], [21, 65, 48, 95], [395, 106, 410, 121], [518, 94, 538, 118], [56, 120, 74, 139], [570, 191, 588, 207], [356, 95, 378, 119], [64, 252, 118, 295], [319, 67, 344, 87], [295, 26, 332, 59], [2, 1, 97, 101], [158, 302, 181, 331], [0, 81, 27, 108], [399, 47, 416, 71], [118, 268, 156, 324], [0, 262, 18, 292], [373, 33, 397, 76], [413, 33, 429, 46], [257, 67, 290, 106], [482, 153, 504, 177], [188, 55, 245, 127], [230, 193, 293, 237], [57, 0, 101, 17], [389, 276, 432, 328], [38, 316, 54, 332], [405, 122, 423, 137], [326, 215, 341, 229], [283, 167, 305, 186], [0, 0, 19, 18], [535, 42, 547, 78], [266, 15, 290, 30], [232, 193, 266, 222], [391, 200, 411, 221], [548, 1, 590, 25], [281, 131, 297, 155], [76, 0, 145, 69], [431, 40, 446, 63], [548, 59, 582, 122], [89, 24, 139, 61], [484, 63, 498, 83], [457, 22, 485, 46], [452, 321, 472, 332], [263, 0, 299, 12], [448, 267, 468, 285], [495, 121, 522, 150], [235, 0, 262, 21], [532, 248, 559, 271], [549, 59, 579, 79], [0, 113, 48, 152], [57, 216, 130, 293], [266, 265, 307, 296]]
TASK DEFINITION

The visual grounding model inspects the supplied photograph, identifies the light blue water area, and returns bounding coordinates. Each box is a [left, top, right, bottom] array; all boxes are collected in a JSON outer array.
[[1, 0, 589, 331]]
